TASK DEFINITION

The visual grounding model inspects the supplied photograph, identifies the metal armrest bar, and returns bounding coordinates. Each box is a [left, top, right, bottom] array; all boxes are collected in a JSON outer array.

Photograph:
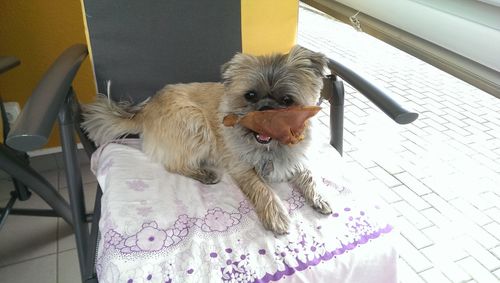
[[6, 44, 88, 152], [0, 56, 20, 74], [327, 58, 418, 124], [6, 208, 60, 217], [322, 75, 345, 154]]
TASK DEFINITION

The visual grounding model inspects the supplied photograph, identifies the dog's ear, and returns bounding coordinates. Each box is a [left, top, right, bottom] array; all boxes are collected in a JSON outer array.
[[287, 46, 328, 78], [220, 60, 234, 83], [221, 53, 253, 86]]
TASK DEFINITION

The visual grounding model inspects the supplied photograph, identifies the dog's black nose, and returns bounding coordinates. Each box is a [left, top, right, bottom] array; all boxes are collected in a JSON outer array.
[[258, 106, 275, 111]]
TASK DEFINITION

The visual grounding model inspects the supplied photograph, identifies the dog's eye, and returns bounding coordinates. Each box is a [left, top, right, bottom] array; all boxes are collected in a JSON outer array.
[[244, 91, 258, 102], [281, 95, 294, 106]]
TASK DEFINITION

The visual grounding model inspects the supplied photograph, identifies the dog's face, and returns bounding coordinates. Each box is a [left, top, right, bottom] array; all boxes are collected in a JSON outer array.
[[220, 46, 327, 147]]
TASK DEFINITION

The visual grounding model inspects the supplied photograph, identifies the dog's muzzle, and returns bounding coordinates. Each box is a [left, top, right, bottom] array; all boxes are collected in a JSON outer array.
[[255, 98, 282, 112]]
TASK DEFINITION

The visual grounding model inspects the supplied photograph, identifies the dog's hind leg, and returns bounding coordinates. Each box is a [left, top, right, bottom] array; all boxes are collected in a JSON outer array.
[[178, 159, 221, 184], [142, 104, 220, 184], [292, 169, 332, 214], [173, 165, 220, 185]]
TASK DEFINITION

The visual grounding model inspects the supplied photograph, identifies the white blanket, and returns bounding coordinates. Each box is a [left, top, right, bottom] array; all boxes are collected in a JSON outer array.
[[92, 138, 397, 283]]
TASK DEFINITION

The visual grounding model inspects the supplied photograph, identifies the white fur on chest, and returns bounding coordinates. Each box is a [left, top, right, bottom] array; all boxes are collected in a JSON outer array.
[[246, 141, 309, 182], [221, 124, 312, 181]]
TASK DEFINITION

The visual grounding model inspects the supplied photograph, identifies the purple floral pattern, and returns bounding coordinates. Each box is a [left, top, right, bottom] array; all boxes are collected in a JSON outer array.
[[102, 201, 251, 254], [126, 179, 149, 191], [94, 141, 396, 283], [136, 206, 153, 217], [99, 200, 392, 282], [238, 200, 252, 214], [136, 224, 167, 251], [199, 207, 242, 232], [322, 177, 349, 194], [286, 187, 305, 212]]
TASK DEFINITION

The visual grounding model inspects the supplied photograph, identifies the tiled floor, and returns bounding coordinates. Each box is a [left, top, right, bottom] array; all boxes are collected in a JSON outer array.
[[0, 151, 97, 283], [1, 5, 500, 283], [298, 5, 500, 283]]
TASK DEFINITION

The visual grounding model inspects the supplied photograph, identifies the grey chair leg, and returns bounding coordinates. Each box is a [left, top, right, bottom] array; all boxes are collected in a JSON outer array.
[[74, 95, 101, 282], [85, 185, 102, 281], [0, 143, 73, 224], [10, 151, 32, 201], [12, 178, 31, 201], [0, 192, 16, 230], [58, 90, 90, 282]]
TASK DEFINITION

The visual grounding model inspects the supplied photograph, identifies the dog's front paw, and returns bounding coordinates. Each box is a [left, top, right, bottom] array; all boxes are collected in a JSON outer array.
[[260, 201, 290, 235], [312, 198, 332, 215]]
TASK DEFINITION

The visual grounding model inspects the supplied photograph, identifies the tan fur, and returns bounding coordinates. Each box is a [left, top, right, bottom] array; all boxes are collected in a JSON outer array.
[[83, 46, 332, 234], [139, 83, 224, 180]]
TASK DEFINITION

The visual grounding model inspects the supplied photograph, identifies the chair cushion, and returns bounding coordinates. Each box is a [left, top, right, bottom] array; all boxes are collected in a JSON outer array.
[[91, 138, 397, 283]]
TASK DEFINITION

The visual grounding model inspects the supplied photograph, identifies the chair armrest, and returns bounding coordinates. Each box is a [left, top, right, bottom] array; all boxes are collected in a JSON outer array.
[[0, 56, 20, 74], [327, 58, 418, 124], [6, 44, 88, 152]]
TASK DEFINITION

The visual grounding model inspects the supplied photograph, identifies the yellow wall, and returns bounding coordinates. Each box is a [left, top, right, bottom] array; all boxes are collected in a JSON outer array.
[[0, 0, 96, 149], [0, 0, 298, 149], [241, 0, 298, 55]]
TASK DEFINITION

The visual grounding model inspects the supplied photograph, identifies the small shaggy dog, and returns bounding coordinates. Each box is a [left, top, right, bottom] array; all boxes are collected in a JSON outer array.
[[82, 46, 332, 234]]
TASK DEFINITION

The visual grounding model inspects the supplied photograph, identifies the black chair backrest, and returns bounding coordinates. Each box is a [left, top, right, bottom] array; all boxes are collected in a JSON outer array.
[[83, 0, 242, 102]]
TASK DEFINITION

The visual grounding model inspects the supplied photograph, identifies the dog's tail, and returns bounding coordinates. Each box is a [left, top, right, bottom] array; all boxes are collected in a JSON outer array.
[[81, 95, 148, 146]]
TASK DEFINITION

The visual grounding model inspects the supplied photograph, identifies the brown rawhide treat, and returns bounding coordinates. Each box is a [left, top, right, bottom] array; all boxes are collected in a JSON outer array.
[[223, 106, 321, 144]]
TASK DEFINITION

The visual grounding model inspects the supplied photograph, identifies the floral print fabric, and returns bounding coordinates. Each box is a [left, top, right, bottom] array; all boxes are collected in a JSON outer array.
[[92, 140, 397, 283]]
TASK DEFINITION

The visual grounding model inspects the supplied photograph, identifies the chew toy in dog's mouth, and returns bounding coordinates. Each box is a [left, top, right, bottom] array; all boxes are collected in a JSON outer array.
[[222, 106, 321, 145]]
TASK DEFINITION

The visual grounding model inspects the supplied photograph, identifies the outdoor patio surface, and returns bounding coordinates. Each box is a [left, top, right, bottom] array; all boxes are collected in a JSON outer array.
[[298, 5, 500, 283]]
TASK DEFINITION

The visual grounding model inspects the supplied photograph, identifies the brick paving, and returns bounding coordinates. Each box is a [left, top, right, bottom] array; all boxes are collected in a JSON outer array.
[[298, 5, 500, 283]]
